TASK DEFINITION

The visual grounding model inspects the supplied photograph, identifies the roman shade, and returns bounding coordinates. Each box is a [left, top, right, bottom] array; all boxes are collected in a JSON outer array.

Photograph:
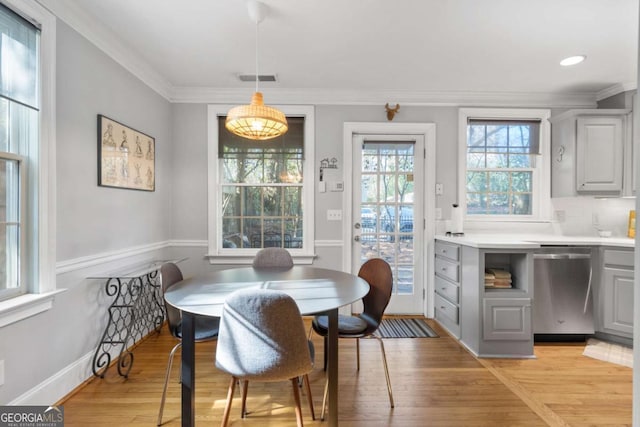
[[219, 116, 304, 159]]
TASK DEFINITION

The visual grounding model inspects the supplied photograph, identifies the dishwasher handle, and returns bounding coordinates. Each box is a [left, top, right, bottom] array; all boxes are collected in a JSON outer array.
[[533, 253, 591, 260]]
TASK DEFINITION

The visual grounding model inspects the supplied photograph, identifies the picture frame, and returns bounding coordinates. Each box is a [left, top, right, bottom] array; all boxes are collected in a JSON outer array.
[[98, 114, 155, 191]]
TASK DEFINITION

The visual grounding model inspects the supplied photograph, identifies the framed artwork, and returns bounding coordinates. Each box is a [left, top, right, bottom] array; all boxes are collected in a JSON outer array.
[[98, 114, 155, 191]]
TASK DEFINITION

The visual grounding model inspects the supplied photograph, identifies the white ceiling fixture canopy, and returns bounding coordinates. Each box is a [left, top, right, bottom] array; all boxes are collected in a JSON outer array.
[[225, 0, 288, 140]]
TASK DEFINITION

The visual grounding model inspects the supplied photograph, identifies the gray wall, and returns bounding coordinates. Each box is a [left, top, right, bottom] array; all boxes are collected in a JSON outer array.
[[0, 20, 171, 403], [169, 104, 458, 274]]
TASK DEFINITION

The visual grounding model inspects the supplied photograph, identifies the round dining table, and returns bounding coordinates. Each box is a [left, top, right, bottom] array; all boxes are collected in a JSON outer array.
[[164, 266, 370, 427]]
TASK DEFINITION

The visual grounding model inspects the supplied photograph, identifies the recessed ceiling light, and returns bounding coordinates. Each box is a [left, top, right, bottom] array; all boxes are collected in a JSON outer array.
[[560, 55, 586, 66]]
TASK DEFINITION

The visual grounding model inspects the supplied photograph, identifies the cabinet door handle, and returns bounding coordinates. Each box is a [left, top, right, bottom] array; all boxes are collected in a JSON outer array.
[[441, 267, 447, 271], [440, 306, 446, 310]]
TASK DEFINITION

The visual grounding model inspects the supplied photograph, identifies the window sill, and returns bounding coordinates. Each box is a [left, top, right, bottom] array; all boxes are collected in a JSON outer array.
[[0, 290, 66, 328], [206, 254, 316, 265]]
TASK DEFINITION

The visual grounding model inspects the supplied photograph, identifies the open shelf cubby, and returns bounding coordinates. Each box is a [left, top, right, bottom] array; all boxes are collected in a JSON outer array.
[[483, 252, 528, 292]]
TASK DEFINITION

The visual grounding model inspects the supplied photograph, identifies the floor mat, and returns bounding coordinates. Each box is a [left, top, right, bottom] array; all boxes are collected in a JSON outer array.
[[583, 338, 633, 368], [374, 318, 439, 338]]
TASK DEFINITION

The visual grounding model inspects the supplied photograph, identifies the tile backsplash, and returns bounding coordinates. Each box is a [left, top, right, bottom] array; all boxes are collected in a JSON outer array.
[[551, 196, 636, 237]]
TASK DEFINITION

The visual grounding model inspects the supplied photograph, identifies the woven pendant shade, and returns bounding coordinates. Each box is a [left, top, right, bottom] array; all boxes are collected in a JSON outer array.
[[225, 92, 288, 140]]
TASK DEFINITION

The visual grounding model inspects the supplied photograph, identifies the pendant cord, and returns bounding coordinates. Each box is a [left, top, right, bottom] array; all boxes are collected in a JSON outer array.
[[255, 19, 259, 93]]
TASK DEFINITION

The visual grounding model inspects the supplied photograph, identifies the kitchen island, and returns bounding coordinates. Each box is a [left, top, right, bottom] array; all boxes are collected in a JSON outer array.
[[434, 234, 635, 357]]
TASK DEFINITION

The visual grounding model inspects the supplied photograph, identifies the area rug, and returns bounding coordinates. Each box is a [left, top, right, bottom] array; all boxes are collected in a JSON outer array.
[[374, 318, 439, 338], [583, 338, 633, 368]]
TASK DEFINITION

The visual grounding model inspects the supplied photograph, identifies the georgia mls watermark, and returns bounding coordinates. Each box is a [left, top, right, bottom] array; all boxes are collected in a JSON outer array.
[[0, 406, 64, 427]]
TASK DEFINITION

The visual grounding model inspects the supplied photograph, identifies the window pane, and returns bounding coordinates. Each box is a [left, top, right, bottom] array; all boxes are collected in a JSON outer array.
[[0, 223, 19, 290], [512, 193, 532, 215], [0, 5, 39, 108], [467, 125, 485, 149], [511, 172, 532, 192], [508, 125, 531, 152], [284, 186, 302, 216], [0, 98, 7, 151], [486, 153, 508, 168], [222, 218, 242, 248], [244, 218, 262, 248], [508, 154, 532, 168], [221, 186, 240, 216], [487, 193, 509, 214], [263, 186, 281, 216], [488, 171, 509, 192], [362, 154, 378, 172], [381, 174, 397, 201], [486, 125, 508, 148], [467, 152, 485, 168], [466, 193, 486, 215], [361, 174, 378, 202], [467, 171, 487, 192], [243, 187, 261, 216]]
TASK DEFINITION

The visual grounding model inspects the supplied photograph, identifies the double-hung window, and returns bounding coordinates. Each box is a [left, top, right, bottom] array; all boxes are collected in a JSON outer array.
[[0, 0, 55, 328], [0, 3, 38, 301], [458, 108, 550, 221], [207, 105, 315, 264]]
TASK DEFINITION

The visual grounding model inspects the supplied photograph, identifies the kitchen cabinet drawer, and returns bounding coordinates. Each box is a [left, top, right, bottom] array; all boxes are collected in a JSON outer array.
[[435, 257, 459, 283], [435, 241, 460, 262], [435, 293, 459, 324], [435, 275, 459, 304], [603, 249, 634, 268]]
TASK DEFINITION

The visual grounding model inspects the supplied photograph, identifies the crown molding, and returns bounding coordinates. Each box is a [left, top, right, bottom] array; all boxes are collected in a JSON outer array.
[[36, 0, 173, 100], [170, 86, 597, 108], [596, 82, 638, 102], [36, 0, 601, 109]]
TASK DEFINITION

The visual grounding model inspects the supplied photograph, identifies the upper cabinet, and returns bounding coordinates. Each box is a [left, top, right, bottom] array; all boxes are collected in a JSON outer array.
[[550, 109, 632, 197]]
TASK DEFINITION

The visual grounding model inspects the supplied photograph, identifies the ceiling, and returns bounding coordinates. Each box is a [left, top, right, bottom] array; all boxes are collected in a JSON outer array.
[[42, 0, 639, 106]]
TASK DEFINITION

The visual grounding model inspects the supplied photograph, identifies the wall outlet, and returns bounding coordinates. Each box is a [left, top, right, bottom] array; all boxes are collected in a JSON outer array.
[[327, 209, 342, 221], [435, 183, 444, 195], [0, 360, 4, 386], [554, 210, 566, 222]]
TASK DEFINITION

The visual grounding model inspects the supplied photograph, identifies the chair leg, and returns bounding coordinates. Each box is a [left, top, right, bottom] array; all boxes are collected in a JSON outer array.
[[221, 376, 237, 427], [356, 337, 360, 371], [291, 378, 304, 427], [157, 342, 181, 426], [323, 335, 328, 371], [374, 336, 394, 408], [303, 374, 315, 420], [320, 376, 328, 421], [241, 380, 249, 418]]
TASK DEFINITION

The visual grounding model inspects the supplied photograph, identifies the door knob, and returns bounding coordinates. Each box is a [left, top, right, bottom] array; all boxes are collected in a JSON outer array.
[[354, 223, 361, 229], [354, 235, 361, 242]]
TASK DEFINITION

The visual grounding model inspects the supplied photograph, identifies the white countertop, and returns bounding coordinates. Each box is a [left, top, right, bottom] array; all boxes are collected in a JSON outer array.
[[435, 233, 635, 249]]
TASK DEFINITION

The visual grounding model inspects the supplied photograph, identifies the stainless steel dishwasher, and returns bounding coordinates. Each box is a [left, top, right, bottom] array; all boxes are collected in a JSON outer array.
[[533, 246, 594, 340]]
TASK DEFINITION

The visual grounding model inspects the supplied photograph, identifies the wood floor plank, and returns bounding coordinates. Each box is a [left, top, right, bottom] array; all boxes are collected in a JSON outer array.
[[58, 318, 631, 426]]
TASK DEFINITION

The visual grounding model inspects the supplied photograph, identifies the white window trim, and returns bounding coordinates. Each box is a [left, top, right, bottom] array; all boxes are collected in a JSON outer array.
[[458, 108, 551, 222], [0, 0, 58, 328], [206, 105, 316, 264]]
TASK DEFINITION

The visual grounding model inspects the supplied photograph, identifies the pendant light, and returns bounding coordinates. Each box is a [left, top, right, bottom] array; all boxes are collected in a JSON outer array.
[[225, 0, 288, 140]]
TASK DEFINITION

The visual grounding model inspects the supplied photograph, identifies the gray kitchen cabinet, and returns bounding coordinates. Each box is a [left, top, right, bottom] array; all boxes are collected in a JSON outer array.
[[576, 116, 624, 192], [597, 248, 634, 339], [550, 109, 631, 197], [434, 240, 534, 358], [434, 241, 461, 338]]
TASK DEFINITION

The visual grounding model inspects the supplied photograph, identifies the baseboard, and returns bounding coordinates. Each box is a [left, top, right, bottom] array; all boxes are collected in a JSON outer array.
[[8, 350, 94, 406]]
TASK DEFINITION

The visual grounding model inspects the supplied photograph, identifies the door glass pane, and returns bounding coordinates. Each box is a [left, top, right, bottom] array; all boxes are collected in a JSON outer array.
[[360, 142, 416, 296]]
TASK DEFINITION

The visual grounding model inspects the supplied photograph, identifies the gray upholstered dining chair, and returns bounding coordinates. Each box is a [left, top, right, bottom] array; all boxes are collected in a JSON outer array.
[[252, 247, 294, 268], [157, 262, 220, 426], [311, 258, 394, 419], [215, 288, 315, 427]]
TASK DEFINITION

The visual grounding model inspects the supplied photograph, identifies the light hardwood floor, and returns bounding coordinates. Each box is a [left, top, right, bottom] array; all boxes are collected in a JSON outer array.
[[58, 318, 632, 426]]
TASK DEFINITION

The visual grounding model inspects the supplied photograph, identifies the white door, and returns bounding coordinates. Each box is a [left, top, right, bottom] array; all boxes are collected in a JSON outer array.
[[351, 134, 425, 314]]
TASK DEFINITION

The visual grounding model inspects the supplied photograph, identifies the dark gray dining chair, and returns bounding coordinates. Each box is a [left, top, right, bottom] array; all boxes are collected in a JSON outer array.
[[157, 262, 220, 426], [252, 247, 294, 268], [311, 258, 394, 419], [215, 288, 315, 427]]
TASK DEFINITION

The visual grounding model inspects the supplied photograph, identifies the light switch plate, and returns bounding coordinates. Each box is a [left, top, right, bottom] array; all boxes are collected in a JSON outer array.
[[435, 183, 444, 195], [327, 209, 342, 221]]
